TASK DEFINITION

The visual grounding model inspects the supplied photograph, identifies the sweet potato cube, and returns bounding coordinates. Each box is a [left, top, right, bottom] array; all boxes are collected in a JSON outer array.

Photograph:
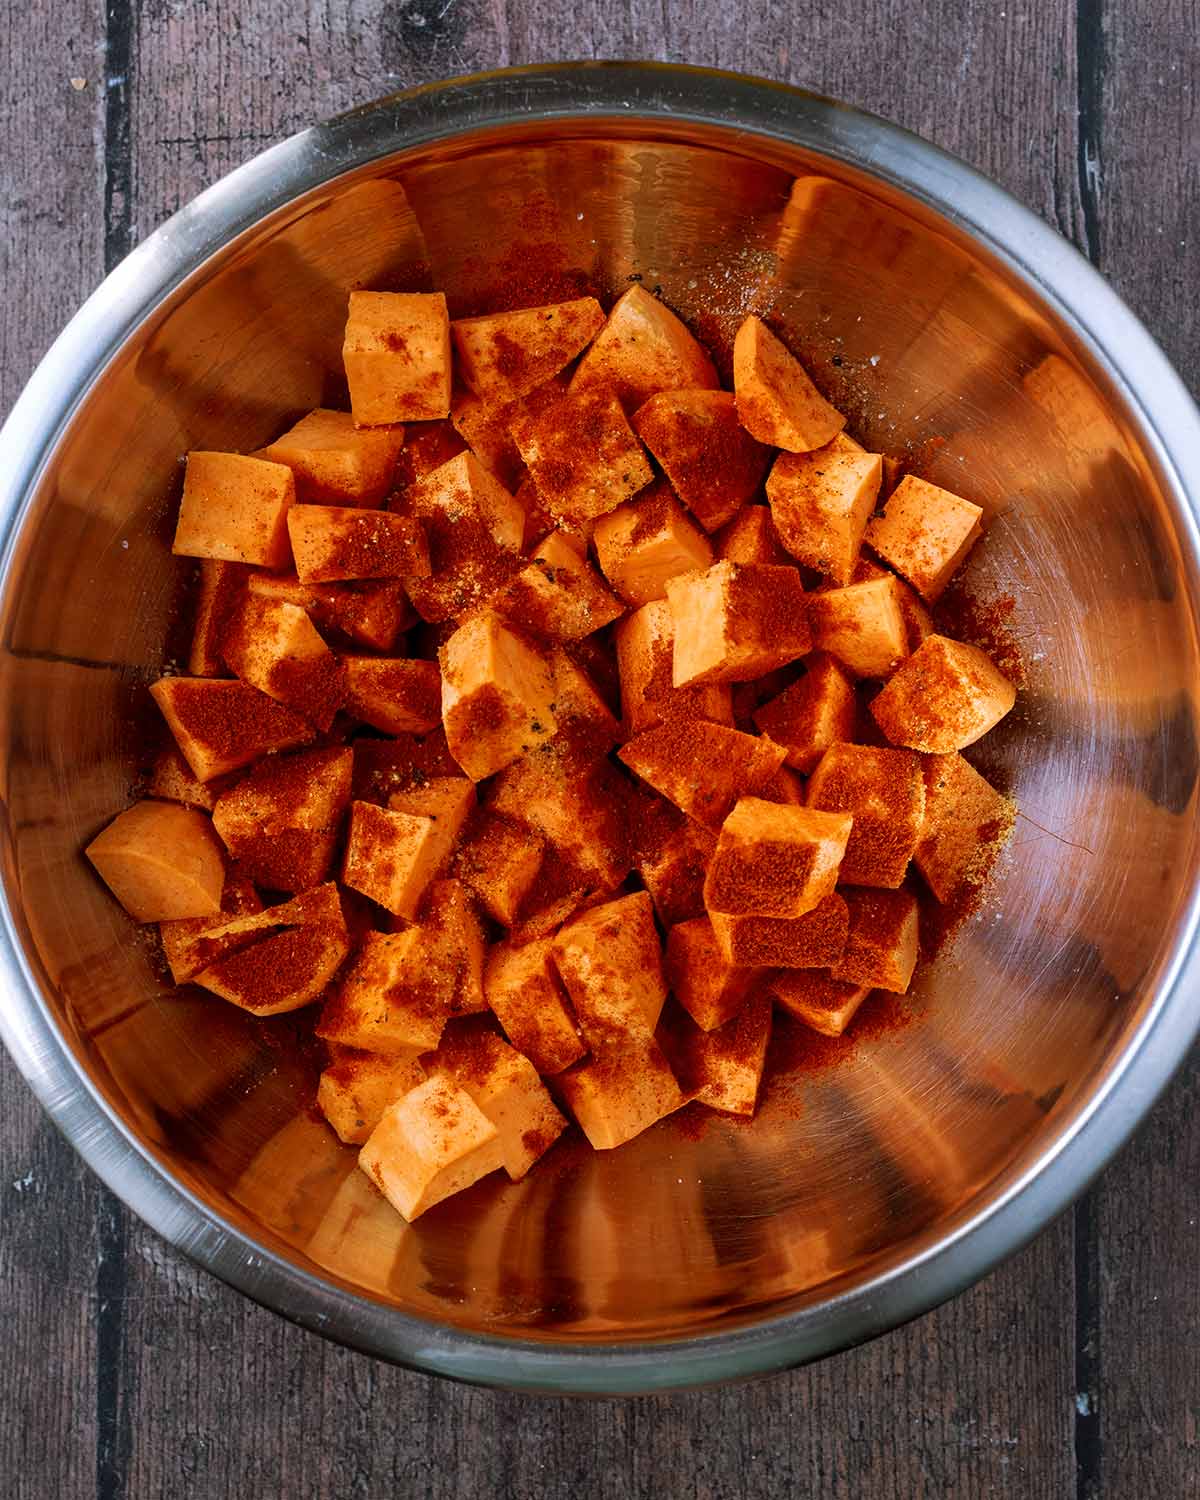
[[195, 883, 350, 1014], [147, 744, 220, 811], [483, 937, 586, 1074], [149, 677, 313, 782], [710, 891, 850, 969], [358, 1075, 504, 1221], [189, 559, 248, 676], [453, 810, 546, 927], [665, 917, 755, 1030], [387, 777, 475, 838], [666, 560, 812, 687], [635, 808, 716, 927], [831, 888, 919, 993], [86, 801, 225, 922], [633, 389, 771, 531], [915, 752, 1015, 902], [807, 743, 925, 888], [173, 452, 295, 569], [212, 746, 352, 893], [221, 594, 346, 730], [753, 654, 857, 773], [258, 408, 404, 507], [286, 505, 430, 584], [557, 1039, 685, 1150], [808, 577, 909, 679], [870, 635, 1017, 752], [440, 610, 557, 781], [513, 388, 654, 526], [866, 475, 983, 601], [451, 373, 569, 491], [451, 297, 605, 405], [343, 290, 451, 426], [704, 796, 852, 919], [343, 657, 441, 735], [714, 505, 790, 566], [490, 530, 624, 640], [593, 483, 713, 607], [341, 795, 464, 920], [549, 648, 622, 750], [615, 598, 733, 735], [317, 1048, 425, 1145], [552, 891, 667, 1047], [317, 928, 456, 1052], [350, 729, 459, 806], [665, 991, 772, 1115], [768, 970, 871, 1037], [513, 471, 557, 551], [618, 719, 787, 829], [422, 876, 489, 1015], [757, 765, 807, 806], [850, 556, 933, 651], [246, 571, 413, 653], [158, 872, 263, 984], [570, 284, 719, 411], [733, 315, 845, 452], [766, 440, 882, 584]]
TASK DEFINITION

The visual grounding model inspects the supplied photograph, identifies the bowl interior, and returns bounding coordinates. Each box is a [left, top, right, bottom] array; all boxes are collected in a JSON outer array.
[[3, 114, 1198, 1349]]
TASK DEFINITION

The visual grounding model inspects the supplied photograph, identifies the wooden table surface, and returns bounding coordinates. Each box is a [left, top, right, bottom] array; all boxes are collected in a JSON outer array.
[[2, 3, 1197, 1496]]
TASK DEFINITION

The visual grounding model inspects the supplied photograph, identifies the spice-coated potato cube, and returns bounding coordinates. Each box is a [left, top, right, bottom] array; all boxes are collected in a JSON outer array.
[[869, 634, 1017, 752], [451, 297, 605, 405], [807, 576, 909, 679], [704, 796, 852, 919], [451, 373, 569, 493], [392, 417, 468, 487], [866, 475, 983, 602], [570, 285, 718, 412], [633, 389, 771, 532], [341, 785, 471, 921], [258, 408, 405, 507], [173, 452, 296, 569], [246, 571, 413, 653], [147, 744, 220, 811], [664, 917, 755, 1031], [549, 648, 622, 750], [849, 556, 932, 652], [221, 594, 346, 730], [286, 505, 430, 584], [557, 1038, 685, 1150], [317, 928, 457, 1052], [317, 1047, 425, 1145], [767, 970, 871, 1037], [914, 752, 1015, 902], [440, 610, 558, 781], [552, 891, 668, 1047], [358, 1075, 505, 1221], [615, 598, 733, 735], [195, 882, 350, 1014], [158, 871, 263, 984], [709, 891, 850, 969], [513, 388, 654, 526], [483, 937, 586, 1075], [212, 746, 353, 893], [619, 718, 787, 829], [807, 743, 926, 889], [387, 777, 476, 837], [421, 877, 489, 1015], [189, 559, 248, 676], [343, 291, 452, 426], [831, 888, 919, 994], [86, 800, 226, 922], [733, 315, 845, 452], [766, 439, 882, 584], [753, 653, 857, 772], [593, 482, 713, 607], [350, 729, 460, 805], [453, 810, 547, 927], [342, 657, 442, 735], [490, 530, 624, 640], [713, 504, 790, 567], [512, 471, 557, 551], [634, 802, 716, 927], [666, 561, 812, 687], [664, 990, 772, 1116], [149, 677, 314, 782]]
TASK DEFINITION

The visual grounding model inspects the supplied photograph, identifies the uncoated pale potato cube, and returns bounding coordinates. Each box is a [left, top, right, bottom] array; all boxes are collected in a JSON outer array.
[[149, 677, 314, 782], [593, 482, 713, 606], [358, 1075, 505, 1221], [342, 657, 442, 735], [440, 610, 558, 781], [866, 475, 983, 601], [753, 653, 857, 772], [258, 408, 405, 506], [489, 530, 624, 641], [451, 297, 605, 405], [317, 928, 457, 1052], [665, 990, 772, 1116], [570, 285, 719, 411], [513, 388, 654, 526], [341, 790, 469, 921], [714, 504, 790, 567], [632, 389, 771, 531], [453, 810, 546, 927], [767, 970, 871, 1037], [549, 648, 622, 751], [914, 752, 1015, 902], [766, 440, 882, 584], [869, 634, 1016, 752], [286, 505, 430, 583], [483, 937, 586, 1074], [221, 594, 346, 730], [195, 882, 350, 1014], [189, 559, 248, 676], [86, 800, 225, 922], [343, 291, 452, 426], [552, 891, 667, 1047], [704, 796, 852, 919], [733, 315, 845, 452], [618, 718, 787, 829], [634, 800, 716, 927], [666, 561, 812, 686], [807, 576, 909, 679], [615, 598, 733, 735], [709, 891, 850, 969], [665, 917, 755, 1030], [807, 743, 926, 889], [557, 1038, 685, 1150], [212, 746, 353, 893], [831, 888, 919, 993], [173, 452, 296, 569], [318, 1047, 425, 1145]]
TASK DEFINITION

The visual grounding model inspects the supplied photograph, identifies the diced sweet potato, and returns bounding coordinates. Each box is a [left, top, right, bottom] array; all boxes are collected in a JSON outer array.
[[663, 991, 772, 1116], [752, 653, 857, 772], [552, 891, 667, 1048], [440, 610, 558, 781], [147, 744, 220, 811], [557, 1038, 685, 1150], [173, 452, 295, 569], [914, 752, 1015, 902], [757, 766, 807, 806], [733, 315, 845, 452], [342, 657, 442, 735], [709, 891, 850, 969], [450, 373, 569, 491], [766, 438, 882, 584], [618, 719, 787, 829], [158, 872, 263, 984], [258, 408, 404, 507], [866, 475, 983, 601], [317, 1047, 425, 1145], [807, 577, 909, 679], [615, 598, 733, 735], [86, 800, 225, 922], [869, 634, 1017, 752], [806, 743, 925, 888], [246, 571, 413, 653], [570, 285, 718, 411], [664, 917, 755, 1030], [513, 388, 654, 526], [150, 677, 314, 782], [549, 648, 622, 750], [831, 888, 919, 993], [483, 937, 586, 1075], [341, 790, 469, 921], [221, 594, 346, 730], [666, 560, 812, 686], [451, 297, 605, 405], [392, 418, 468, 490], [189, 559, 248, 676], [632, 389, 771, 531], [768, 970, 871, 1037], [421, 876, 489, 1016], [350, 729, 460, 806], [317, 928, 457, 1052], [713, 504, 790, 567], [286, 505, 430, 584], [849, 556, 933, 652], [490, 530, 624, 640], [343, 290, 451, 426], [704, 796, 852, 919], [634, 798, 716, 927], [593, 483, 713, 606], [211, 746, 352, 893], [453, 810, 546, 926], [195, 883, 350, 1014]]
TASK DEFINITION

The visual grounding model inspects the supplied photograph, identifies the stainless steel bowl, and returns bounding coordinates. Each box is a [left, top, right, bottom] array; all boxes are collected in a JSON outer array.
[[2, 63, 1199, 1395]]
